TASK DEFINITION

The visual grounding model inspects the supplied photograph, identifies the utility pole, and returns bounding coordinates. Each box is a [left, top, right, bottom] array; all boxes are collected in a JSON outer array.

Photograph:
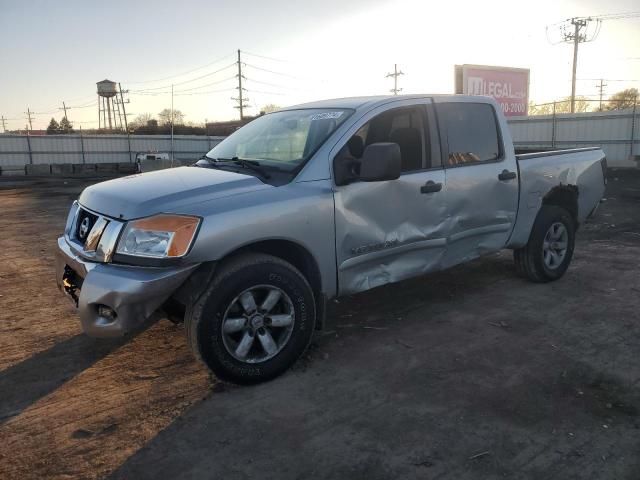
[[232, 49, 249, 120], [170, 83, 174, 165], [237, 49, 243, 119], [385, 64, 404, 95], [26, 108, 33, 132], [1, 116, 6, 133], [560, 17, 592, 113], [596, 79, 607, 112], [119, 82, 132, 163], [62, 101, 69, 121], [118, 83, 129, 131]]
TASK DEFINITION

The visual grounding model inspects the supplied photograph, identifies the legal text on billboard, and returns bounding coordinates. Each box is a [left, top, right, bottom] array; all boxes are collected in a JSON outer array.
[[467, 77, 526, 99]]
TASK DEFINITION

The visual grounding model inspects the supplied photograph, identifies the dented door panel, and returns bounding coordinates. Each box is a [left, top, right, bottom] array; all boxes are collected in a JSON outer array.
[[334, 169, 447, 295], [441, 162, 519, 268]]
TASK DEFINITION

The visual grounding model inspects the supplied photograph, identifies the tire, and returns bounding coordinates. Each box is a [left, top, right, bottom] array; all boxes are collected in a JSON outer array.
[[514, 205, 576, 283], [185, 253, 316, 384]]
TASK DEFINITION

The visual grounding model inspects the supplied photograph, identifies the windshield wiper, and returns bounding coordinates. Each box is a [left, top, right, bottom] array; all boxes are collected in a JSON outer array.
[[212, 157, 272, 179]]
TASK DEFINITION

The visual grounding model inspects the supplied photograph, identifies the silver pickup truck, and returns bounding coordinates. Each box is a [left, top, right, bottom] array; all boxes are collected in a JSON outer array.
[[56, 95, 606, 383]]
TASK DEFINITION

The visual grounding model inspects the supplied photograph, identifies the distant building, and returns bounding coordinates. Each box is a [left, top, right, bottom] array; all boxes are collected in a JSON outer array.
[[12, 129, 47, 135], [205, 115, 260, 136]]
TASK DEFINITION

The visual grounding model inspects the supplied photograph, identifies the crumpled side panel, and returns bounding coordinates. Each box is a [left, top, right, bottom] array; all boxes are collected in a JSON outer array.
[[335, 170, 448, 296]]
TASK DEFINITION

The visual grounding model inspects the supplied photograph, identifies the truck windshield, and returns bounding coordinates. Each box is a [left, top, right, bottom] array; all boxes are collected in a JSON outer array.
[[205, 108, 352, 171]]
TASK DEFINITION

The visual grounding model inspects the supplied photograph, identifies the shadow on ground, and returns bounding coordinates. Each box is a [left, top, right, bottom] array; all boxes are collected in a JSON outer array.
[[0, 334, 129, 424]]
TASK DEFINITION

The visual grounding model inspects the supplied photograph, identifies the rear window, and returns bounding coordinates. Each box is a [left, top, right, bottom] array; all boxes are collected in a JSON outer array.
[[439, 103, 501, 165]]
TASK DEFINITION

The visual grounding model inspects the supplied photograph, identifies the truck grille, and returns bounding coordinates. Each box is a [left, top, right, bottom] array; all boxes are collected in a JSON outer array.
[[75, 208, 99, 244], [66, 204, 123, 263]]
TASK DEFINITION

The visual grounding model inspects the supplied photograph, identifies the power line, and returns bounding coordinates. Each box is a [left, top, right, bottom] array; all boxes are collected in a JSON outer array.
[[244, 78, 291, 89], [58, 93, 96, 104], [71, 120, 100, 125], [243, 62, 303, 80], [173, 75, 237, 93], [578, 78, 640, 82], [130, 62, 237, 92], [591, 11, 640, 20], [124, 52, 236, 84], [32, 108, 60, 115], [244, 77, 314, 93], [241, 51, 291, 63], [129, 77, 237, 96], [175, 87, 236, 96], [65, 100, 98, 109], [244, 88, 286, 96]]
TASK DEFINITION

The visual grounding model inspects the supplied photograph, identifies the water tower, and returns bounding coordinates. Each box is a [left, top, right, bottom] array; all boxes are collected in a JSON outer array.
[[97, 79, 124, 131]]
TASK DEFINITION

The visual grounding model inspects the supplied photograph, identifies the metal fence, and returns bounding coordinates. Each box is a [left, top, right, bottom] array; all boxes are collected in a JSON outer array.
[[508, 107, 639, 167], [0, 134, 225, 168], [2, 112, 638, 170]]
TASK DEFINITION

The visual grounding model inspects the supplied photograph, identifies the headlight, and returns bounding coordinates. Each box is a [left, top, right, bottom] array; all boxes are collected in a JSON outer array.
[[65, 200, 80, 235], [116, 214, 200, 258]]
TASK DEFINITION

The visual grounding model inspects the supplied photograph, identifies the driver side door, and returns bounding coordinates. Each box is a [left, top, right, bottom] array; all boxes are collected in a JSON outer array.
[[332, 98, 448, 295]]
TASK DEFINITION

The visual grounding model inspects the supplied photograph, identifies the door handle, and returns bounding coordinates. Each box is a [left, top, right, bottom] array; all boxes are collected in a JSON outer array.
[[498, 169, 517, 181], [420, 181, 443, 194]]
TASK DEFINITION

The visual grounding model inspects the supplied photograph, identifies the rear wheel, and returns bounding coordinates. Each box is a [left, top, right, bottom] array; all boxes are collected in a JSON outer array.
[[514, 205, 576, 282], [185, 253, 316, 384]]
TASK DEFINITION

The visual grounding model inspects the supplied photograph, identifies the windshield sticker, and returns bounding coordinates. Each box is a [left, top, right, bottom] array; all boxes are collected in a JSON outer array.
[[310, 111, 344, 121]]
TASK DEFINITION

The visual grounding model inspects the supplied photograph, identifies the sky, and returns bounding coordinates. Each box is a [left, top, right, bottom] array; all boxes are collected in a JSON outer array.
[[1, 0, 639, 130]]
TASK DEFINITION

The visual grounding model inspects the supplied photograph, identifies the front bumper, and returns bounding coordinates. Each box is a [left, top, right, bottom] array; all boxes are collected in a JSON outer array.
[[56, 236, 198, 337]]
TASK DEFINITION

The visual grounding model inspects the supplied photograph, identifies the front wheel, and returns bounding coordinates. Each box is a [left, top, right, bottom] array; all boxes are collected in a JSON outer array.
[[514, 205, 576, 282], [185, 253, 316, 384]]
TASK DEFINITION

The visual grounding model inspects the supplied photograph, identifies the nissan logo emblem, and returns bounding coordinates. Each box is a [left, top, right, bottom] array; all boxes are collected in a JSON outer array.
[[79, 217, 91, 239]]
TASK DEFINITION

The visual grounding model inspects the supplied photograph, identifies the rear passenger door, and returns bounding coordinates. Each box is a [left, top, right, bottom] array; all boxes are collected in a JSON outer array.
[[332, 98, 448, 295], [435, 100, 519, 268]]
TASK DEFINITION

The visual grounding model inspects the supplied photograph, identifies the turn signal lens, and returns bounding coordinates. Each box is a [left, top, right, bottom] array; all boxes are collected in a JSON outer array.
[[116, 214, 200, 258]]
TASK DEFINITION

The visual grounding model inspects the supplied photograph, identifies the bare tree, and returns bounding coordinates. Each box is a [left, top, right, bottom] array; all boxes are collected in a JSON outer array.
[[528, 102, 553, 115], [130, 113, 154, 128], [158, 108, 185, 126], [604, 88, 639, 111], [260, 104, 281, 114], [529, 97, 590, 115]]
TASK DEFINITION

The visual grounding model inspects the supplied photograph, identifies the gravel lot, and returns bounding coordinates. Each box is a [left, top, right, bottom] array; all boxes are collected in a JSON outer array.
[[0, 172, 639, 480]]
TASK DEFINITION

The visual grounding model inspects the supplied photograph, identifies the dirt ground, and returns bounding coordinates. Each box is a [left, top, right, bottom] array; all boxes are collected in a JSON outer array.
[[0, 171, 639, 480]]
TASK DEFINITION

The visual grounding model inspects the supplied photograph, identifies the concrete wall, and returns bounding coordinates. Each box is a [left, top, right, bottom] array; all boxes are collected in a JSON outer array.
[[508, 109, 639, 167]]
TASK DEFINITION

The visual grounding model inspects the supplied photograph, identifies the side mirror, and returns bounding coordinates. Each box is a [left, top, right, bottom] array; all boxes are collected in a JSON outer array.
[[334, 142, 401, 186], [359, 142, 401, 182]]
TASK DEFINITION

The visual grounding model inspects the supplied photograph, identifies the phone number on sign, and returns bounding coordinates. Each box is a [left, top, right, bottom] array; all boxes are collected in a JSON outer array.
[[500, 102, 527, 114]]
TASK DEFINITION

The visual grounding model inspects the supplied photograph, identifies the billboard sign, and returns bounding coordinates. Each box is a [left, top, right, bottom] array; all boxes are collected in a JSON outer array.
[[455, 64, 530, 117]]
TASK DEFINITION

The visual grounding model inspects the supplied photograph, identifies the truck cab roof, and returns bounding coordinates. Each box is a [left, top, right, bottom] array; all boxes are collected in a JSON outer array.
[[281, 94, 496, 112]]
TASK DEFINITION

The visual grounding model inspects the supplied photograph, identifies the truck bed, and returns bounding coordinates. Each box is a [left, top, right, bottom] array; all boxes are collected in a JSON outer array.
[[515, 146, 602, 161], [508, 147, 607, 248]]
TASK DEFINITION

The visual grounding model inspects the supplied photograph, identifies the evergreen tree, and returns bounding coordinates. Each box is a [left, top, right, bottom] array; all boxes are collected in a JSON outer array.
[[46, 118, 60, 134], [59, 116, 74, 133]]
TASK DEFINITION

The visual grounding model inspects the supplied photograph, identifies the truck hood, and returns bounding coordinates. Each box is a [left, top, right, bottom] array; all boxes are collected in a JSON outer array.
[[79, 166, 270, 219]]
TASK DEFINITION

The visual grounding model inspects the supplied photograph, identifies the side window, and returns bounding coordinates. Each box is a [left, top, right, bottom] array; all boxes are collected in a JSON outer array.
[[341, 106, 429, 172], [439, 103, 501, 166]]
